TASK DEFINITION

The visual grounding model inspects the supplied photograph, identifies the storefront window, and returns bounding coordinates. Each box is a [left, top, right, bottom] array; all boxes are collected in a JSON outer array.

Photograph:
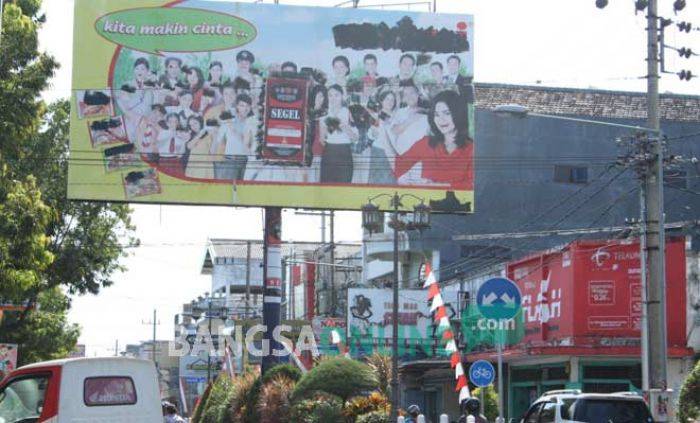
[[582, 364, 641, 390], [543, 366, 567, 380], [511, 368, 541, 382]]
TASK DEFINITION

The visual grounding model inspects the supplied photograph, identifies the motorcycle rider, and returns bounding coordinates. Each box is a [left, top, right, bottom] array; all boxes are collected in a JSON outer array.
[[459, 397, 488, 423]]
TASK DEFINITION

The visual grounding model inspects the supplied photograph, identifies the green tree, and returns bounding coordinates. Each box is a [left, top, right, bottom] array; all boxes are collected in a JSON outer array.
[[678, 359, 700, 422], [365, 353, 392, 397], [201, 375, 234, 423], [0, 0, 135, 363], [292, 357, 378, 403], [472, 385, 499, 422]]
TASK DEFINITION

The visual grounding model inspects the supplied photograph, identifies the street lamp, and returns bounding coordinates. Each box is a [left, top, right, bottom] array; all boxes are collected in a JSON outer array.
[[410, 202, 432, 231], [361, 203, 383, 234], [493, 102, 665, 396], [361, 192, 431, 422]]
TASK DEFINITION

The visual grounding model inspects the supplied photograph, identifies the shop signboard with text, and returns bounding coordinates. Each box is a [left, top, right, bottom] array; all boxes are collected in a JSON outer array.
[[68, 0, 475, 213], [0, 344, 18, 380], [347, 288, 458, 359], [507, 238, 687, 350]]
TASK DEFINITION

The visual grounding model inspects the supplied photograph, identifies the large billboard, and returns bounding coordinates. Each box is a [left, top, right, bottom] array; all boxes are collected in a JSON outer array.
[[347, 288, 459, 359], [68, 0, 475, 212]]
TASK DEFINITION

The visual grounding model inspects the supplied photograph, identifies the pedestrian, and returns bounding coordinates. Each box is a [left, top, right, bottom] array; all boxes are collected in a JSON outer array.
[[162, 402, 186, 423], [405, 404, 421, 423]]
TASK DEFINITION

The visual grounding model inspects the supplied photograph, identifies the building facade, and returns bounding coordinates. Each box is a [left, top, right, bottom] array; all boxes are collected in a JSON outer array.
[[359, 82, 700, 421]]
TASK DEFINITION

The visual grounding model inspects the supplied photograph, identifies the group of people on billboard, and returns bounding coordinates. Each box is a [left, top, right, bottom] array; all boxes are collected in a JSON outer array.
[[108, 46, 474, 190]]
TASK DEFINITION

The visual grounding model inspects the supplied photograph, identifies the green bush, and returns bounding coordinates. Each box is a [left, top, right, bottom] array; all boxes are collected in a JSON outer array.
[[290, 394, 344, 423], [229, 372, 262, 423], [471, 385, 499, 422], [678, 359, 700, 422], [262, 363, 303, 385], [201, 375, 234, 423], [365, 353, 391, 397], [357, 411, 391, 423], [258, 376, 295, 423], [292, 357, 378, 402], [190, 381, 212, 423]]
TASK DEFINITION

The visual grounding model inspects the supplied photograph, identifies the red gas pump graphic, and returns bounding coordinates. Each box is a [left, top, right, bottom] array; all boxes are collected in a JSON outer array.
[[262, 76, 310, 164]]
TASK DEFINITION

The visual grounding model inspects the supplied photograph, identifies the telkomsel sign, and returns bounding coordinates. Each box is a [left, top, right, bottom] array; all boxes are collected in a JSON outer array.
[[68, 0, 475, 212]]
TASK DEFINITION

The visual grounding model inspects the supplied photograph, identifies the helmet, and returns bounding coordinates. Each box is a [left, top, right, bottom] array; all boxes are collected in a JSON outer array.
[[461, 397, 480, 414], [407, 404, 421, 415]]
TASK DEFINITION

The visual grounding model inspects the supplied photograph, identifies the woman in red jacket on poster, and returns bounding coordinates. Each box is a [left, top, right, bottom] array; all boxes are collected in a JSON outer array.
[[391, 89, 474, 190]]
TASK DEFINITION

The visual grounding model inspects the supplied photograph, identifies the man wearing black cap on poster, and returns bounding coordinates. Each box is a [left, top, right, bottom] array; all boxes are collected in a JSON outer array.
[[234, 50, 261, 113], [234, 50, 255, 83]]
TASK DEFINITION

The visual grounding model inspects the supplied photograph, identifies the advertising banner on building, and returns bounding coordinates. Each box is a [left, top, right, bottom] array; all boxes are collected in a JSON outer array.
[[507, 238, 687, 349], [68, 0, 475, 212], [0, 344, 18, 380], [347, 288, 458, 358]]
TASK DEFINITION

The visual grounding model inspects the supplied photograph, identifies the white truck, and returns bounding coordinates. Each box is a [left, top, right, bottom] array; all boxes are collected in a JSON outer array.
[[0, 357, 163, 423]]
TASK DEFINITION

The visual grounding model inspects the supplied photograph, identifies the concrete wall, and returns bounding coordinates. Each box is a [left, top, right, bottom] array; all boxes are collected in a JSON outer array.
[[427, 109, 700, 280]]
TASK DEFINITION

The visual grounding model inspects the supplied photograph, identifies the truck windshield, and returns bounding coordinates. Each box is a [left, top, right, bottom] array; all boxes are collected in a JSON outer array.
[[571, 399, 653, 423], [0, 376, 48, 423]]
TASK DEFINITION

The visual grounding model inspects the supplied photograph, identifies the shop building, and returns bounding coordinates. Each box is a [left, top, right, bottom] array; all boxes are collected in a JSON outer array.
[[456, 237, 696, 420]]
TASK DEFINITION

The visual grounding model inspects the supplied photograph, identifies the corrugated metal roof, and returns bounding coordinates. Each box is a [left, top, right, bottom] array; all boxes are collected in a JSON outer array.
[[475, 83, 700, 122], [201, 238, 361, 274]]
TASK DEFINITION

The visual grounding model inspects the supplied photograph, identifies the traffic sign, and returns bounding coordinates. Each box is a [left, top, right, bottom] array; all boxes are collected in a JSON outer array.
[[476, 277, 522, 320], [469, 360, 495, 387]]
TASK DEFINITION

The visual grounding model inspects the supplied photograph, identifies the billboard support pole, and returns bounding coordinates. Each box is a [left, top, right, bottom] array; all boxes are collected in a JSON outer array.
[[330, 211, 336, 316], [497, 340, 504, 422], [245, 241, 252, 319], [262, 207, 283, 375]]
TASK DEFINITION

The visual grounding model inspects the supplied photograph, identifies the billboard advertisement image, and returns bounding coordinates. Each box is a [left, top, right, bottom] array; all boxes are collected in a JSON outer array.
[[347, 288, 459, 359], [68, 0, 475, 212], [0, 344, 18, 380]]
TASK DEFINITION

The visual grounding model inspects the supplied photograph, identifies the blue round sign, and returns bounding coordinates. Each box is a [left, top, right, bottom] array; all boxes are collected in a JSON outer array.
[[476, 277, 522, 320], [469, 360, 495, 387]]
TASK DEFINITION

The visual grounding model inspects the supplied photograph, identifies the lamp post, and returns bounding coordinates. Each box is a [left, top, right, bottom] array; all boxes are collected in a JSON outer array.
[[362, 192, 431, 421], [493, 103, 663, 396]]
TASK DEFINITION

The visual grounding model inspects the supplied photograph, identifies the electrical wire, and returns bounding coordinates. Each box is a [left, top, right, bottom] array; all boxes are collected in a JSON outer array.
[[428, 185, 639, 289], [404, 167, 634, 286]]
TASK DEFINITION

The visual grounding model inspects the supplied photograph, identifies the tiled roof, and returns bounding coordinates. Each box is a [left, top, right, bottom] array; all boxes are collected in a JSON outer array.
[[475, 83, 700, 122]]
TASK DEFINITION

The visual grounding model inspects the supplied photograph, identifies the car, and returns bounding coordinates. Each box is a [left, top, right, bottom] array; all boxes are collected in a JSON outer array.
[[0, 357, 162, 423], [519, 389, 654, 423]]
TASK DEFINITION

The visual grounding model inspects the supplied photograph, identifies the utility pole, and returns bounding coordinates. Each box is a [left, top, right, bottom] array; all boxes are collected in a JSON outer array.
[[330, 211, 336, 316], [152, 310, 157, 363], [142, 310, 160, 364], [207, 298, 213, 384], [114, 339, 119, 357], [644, 0, 668, 393], [245, 241, 251, 319], [390, 194, 400, 423]]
